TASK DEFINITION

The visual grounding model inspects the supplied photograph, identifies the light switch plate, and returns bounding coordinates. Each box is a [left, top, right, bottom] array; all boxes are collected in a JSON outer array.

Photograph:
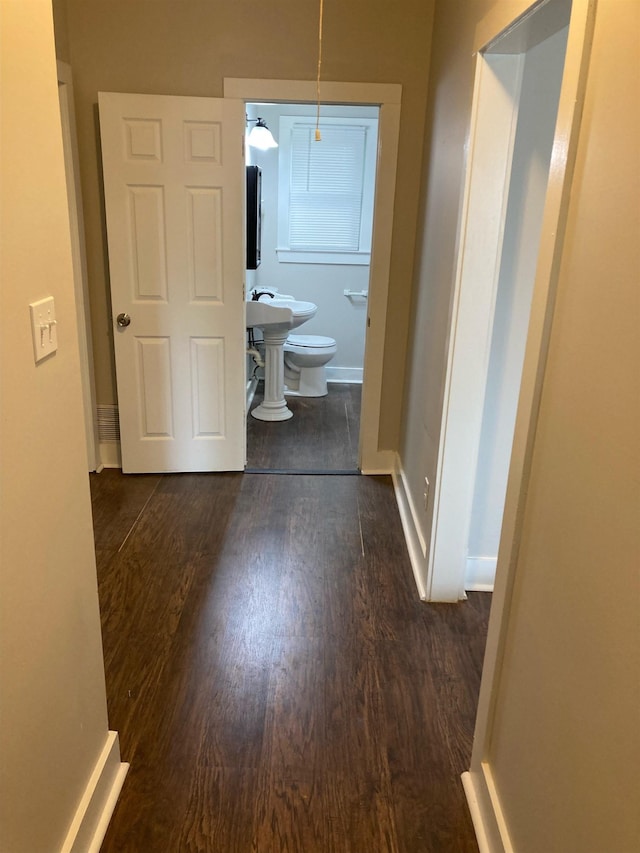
[[29, 297, 58, 363]]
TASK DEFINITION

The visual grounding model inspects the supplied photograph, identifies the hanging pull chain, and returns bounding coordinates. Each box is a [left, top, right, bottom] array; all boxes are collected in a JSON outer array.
[[315, 0, 324, 141]]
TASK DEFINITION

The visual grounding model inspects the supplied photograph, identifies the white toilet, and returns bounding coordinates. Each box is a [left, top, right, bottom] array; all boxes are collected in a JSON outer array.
[[283, 334, 337, 397]]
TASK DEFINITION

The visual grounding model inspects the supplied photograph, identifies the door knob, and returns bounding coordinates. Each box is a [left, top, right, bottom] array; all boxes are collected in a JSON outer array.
[[116, 313, 131, 328]]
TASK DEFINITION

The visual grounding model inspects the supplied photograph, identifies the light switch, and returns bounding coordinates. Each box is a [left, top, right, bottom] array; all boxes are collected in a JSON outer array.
[[29, 297, 58, 363]]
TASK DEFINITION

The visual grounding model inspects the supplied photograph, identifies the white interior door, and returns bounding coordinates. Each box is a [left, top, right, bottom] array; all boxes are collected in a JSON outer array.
[[99, 92, 246, 473]]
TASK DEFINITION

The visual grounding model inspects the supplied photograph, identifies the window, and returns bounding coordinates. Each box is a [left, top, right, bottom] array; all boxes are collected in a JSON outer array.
[[277, 116, 378, 265]]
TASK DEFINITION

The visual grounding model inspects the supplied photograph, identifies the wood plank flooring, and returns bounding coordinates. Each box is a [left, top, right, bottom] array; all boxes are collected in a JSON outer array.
[[246, 383, 361, 471], [92, 470, 491, 852]]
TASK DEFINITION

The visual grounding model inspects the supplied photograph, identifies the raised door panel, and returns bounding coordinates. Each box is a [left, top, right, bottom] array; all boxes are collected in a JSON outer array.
[[136, 337, 174, 437], [190, 337, 225, 437], [186, 188, 223, 302], [128, 186, 168, 301]]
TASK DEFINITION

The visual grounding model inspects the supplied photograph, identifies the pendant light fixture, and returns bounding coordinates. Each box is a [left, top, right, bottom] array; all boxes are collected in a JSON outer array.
[[246, 117, 278, 150]]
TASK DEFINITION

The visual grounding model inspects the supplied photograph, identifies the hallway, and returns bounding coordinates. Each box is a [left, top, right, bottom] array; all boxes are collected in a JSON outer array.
[[92, 470, 490, 852]]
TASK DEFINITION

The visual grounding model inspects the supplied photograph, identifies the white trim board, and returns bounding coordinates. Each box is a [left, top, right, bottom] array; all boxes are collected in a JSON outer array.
[[427, 49, 525, 603], [326, 366, 363, 384], [57, 61, 100, 472], [461, 772, 493, 853], [59, 731, 129, 853], [391, 460, 430, 600], [462, 764, 515, 853]]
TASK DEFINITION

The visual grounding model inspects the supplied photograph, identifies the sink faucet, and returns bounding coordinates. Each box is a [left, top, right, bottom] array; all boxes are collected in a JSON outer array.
[[251, 290, 275, 301]]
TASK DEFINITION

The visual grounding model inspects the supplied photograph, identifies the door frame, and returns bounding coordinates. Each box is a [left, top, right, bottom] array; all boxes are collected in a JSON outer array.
[[426, 49, 525, 601], [448, 0, 596, 846], [224, 78, 402, 474], [426, 0, 595, 601], [57, 61, 101, 472]]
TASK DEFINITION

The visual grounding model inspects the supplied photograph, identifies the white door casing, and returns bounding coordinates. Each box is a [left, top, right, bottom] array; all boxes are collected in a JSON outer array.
[[426, 0, 586, 601], [98, 93, 246, 473], [58, 62, 100, 472]]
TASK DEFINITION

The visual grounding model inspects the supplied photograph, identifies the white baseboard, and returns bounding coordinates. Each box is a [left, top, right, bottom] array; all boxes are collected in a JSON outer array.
[[326, 366, 363, 383], [60, 731, 129, 853], [465, 557, 496, 592], [461, 765, 514, 853], [391, 459, 429, 600], [99, 441, 121, 469], [462, 772, 493, 853]]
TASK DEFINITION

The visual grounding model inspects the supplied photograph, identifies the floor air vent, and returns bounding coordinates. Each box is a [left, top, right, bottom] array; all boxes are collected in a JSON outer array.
[[97, 404, 120, 442]]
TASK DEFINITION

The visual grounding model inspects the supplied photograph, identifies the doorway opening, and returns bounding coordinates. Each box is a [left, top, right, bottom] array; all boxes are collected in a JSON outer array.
[[244, 101, 379, 474], [425, 0, 581, 601], [225, 78, 402, 477]]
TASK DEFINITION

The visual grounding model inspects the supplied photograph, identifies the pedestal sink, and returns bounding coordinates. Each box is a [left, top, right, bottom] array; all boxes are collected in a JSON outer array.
[[246, 298, 317, 421]]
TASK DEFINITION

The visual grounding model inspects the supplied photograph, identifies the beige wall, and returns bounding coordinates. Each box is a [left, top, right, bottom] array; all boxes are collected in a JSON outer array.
[[58, 0, 435, 450], [0, 2, 111, 850], [402, 0, 639, 848], [52, 0, 70, 62], [400, 0, 489, 556]]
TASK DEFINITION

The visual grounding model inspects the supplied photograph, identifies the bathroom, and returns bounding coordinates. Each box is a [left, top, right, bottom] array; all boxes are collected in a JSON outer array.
[[244, 102, 379, 470]]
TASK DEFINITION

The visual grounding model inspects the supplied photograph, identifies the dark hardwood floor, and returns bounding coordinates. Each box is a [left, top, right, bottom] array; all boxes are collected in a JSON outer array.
[[92, 470, 490, 852], [246, 383, 361, 471]]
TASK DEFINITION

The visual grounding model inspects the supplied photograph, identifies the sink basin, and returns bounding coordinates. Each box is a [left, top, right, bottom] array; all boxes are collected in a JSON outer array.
[[246, 298, 317, 331]]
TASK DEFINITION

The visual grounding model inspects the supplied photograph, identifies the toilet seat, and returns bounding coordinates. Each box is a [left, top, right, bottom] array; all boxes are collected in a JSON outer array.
[[284, 334, 336, 355]]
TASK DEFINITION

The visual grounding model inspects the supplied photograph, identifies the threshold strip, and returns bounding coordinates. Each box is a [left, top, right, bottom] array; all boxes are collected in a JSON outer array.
[[244, 468, 361, 476]]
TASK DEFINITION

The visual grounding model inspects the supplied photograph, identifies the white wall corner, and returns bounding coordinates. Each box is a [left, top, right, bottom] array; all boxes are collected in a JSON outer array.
[[465, 556, 497, 592], [59, 731, 129, 853], [461, 765, 514, 853], [391, 459, 429, 599], [360, 448, 396, 475]]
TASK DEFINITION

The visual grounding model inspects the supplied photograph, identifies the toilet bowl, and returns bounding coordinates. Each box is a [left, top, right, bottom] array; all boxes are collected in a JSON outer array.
[[283, 334, 337, 397]]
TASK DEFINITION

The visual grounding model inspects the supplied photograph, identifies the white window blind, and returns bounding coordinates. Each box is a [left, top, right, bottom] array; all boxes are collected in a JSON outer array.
[[289, 125, 367, 251], [277, 115, 378, 265]]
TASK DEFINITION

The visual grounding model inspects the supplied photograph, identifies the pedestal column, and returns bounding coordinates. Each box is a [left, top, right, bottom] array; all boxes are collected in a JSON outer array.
[[251, 328, 293, 421]]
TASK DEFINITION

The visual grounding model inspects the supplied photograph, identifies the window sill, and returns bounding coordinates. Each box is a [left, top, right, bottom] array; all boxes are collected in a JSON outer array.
[[276, 249, 371, 266]]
